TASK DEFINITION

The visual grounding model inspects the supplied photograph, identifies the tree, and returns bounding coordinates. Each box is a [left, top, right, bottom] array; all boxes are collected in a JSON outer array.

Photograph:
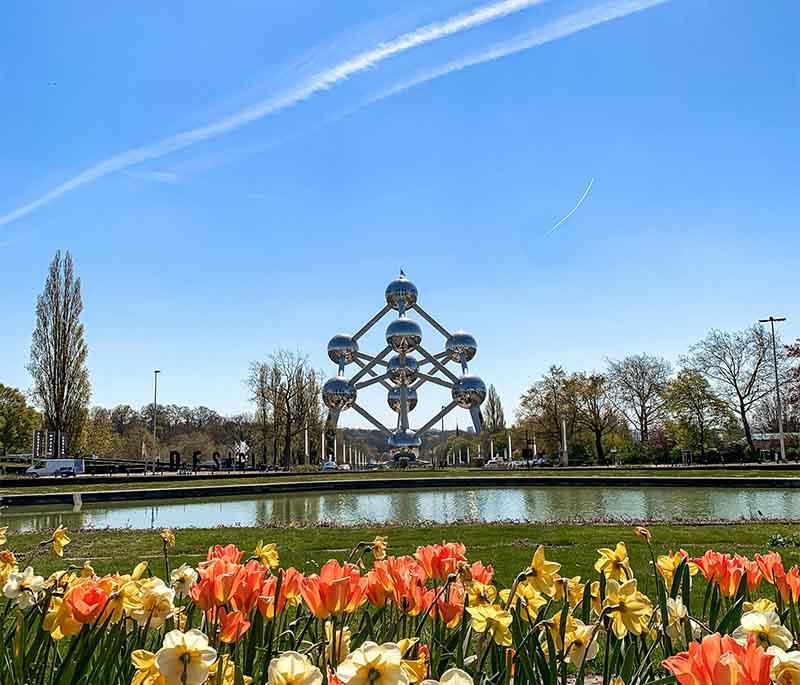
[[607, 354, 671, 443], [247, 350, 323, 467], [570, 373, 619, 461], [84, 406, 118, 457], [0, 385, 39, 456], [787, 339, 800, 414], [687, 326, 778, 452], [663, 368, 732, 457], [481, 385, 506, 433], [27, 251, 90, 453], [516, 366, 578, 456]]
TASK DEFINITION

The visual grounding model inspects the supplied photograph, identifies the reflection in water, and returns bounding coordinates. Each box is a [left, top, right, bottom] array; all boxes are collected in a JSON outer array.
[[3, 486, 800, 532]]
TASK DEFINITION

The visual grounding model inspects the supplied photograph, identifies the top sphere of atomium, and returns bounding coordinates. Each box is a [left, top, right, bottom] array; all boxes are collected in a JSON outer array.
[[322, 377, 357, 411], [385, 275, 418, 312], [451, 374, 487, 409], [327, 335, 359, 365], [446, 331, 477, 363], [386, 318, 422, 353]]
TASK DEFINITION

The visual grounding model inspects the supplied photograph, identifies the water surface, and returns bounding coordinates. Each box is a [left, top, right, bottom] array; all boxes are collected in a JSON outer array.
[[3, 485, 799, 532]]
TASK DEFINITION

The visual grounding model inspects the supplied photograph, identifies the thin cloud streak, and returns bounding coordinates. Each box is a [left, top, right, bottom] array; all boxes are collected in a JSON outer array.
[[0, 0, 550, 228], [547, 177, 595, 235]]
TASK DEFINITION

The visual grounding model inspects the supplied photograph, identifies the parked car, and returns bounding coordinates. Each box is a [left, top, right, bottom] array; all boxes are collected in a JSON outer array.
[[483, 458, 510, 470], [533, 457, 553, 467], [26, 458, 86, 477], [321, 460, 339, 472]]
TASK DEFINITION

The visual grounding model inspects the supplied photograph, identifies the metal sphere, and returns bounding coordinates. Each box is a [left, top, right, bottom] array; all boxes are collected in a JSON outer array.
[[387, 354, 418, 385], [446, 331, 477, 363], [321, 377, 357, 411], [387, 387, 418, 412], [386, 318, 422, 353], [451, 374, 487, 409], [388, 429, 422, 460], [385, 275, 418, 311], [327, 335, 359, 365]]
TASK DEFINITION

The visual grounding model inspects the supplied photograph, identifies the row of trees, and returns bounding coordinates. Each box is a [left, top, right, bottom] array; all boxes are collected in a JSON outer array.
[[514, 324, 800, 463]]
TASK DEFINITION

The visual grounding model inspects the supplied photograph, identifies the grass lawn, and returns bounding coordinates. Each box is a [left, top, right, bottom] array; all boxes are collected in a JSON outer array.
[[12, 522, 800, 589], [3, 466, 800, 496]]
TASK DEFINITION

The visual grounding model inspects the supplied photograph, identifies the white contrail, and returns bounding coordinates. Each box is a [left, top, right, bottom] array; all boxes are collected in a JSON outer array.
[[546, 177, 594, 235], [0, 0, 550, 228]]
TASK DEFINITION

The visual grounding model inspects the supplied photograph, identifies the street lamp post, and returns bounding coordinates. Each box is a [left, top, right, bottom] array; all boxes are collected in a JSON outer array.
[[152, 370, 160, 474], [759, 316, 787, 462]]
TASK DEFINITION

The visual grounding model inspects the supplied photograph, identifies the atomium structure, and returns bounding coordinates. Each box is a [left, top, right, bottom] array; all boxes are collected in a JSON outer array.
[[322, 271, 488, 463]]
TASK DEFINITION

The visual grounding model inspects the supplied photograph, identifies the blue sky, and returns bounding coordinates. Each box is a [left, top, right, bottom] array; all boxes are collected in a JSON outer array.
[[1, 0, 798, 432]]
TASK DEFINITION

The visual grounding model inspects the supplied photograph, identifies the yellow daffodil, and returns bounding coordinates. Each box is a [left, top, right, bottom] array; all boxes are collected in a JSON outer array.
[[79, 560, 95, 577], [397, 637, 428, 683], [656, 551, 698, 588], [371, 536, 388, 561], [132, 649, 166, 685], [159, 528, 176, 549], [500, 579, 547, 622], [170, 563, 198, 598], [128, 577, 177, 628], [553, 575, 585, 608], [467, 604, 513, 647], [603, 579, 652, 638], [51, 526, 71, 557], [564, 618, 600, 667], [527, 545, 561, 596], [594, 543, 631, 582], [3, 565, 45, 609], [657, 596, 688, 643], [542, 612, 579, 653], [325, 621, 352, 665], [465, 581, 497, 606], [0, 550, 19, 586], [336, 642, 409, 685], [154, 629, 217, 685], [421, 669, 474, 685], [43, 595, 82, 640], [255, 541, 280, 569], [744, 597, 777, 614], [733, 610, 793, 650], [0, 526, 8, 546], [767, 647, 800, 685], [267, 651, 322, 685]]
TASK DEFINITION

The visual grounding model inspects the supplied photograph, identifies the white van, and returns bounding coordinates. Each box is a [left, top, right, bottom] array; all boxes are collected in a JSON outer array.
[[25, 458, 85, 477]]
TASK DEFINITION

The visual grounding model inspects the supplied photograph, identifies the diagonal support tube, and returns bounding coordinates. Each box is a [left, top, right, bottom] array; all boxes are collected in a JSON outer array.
[[352, 304, 392, 341], [414, 372, 454, 389], [415, 344, 459, 383], [469, 406, 483, 434], [357, 352, 389, 367], [351, 402, 392, 436], [411, 303, 451, 340], [354, 371, 392, 390], [415, 400, 458, 437], [351, 345, 392, 384]]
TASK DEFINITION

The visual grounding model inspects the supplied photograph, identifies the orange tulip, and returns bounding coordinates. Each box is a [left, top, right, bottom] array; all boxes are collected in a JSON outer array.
[[663, 633, 773, 685], [469, 561, 494, 586], [755, 552, 784, 585], [300, 560, 367, 619], [65, 578, 111, 624], [366, 562, 394, 609], [218, 607, 251, 643], [230, 559, 266, 614], [191, 558, 244, 610], [414, 542, 467, 582], [433, 582, 465, 629], [204, 544, 245, 565], [257, 569, 302, 620], [694, 550, 726, 584]]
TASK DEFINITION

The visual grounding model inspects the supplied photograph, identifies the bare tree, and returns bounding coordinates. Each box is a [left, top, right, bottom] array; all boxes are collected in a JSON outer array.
[[516, 366, 578, 455], [27, 251, 90, 452], [687, 326, 779, 452], [606, 354, 671, 443], [570, 372, 619, 461], [247, 350, 323, 467], [481, 384, 506, 433]]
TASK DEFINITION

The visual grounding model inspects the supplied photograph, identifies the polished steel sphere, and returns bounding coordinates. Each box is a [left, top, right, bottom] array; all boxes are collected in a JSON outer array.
[[451, 374, 487, 409], [446, 331, 477, 363], [321, 377, 357, 411], [387, 387, 418, 412], [388, 428, 422, 459], [385, 275, 418, 311], [327, 334, 359, 365], [387, 354, 418, 385], [386, 318, 422, 353]]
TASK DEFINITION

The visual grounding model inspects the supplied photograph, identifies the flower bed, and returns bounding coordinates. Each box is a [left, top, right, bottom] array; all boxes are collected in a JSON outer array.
[[0, 524, 798, 684]]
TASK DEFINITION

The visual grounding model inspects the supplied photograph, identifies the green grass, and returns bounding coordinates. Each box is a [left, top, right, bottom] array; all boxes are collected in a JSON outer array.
[[3, 466, 800, 495], [11, 522, 800, 585]]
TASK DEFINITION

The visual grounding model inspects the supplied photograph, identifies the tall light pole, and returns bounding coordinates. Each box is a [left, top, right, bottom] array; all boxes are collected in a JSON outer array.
[[759, 316, 787, 462], [152, 370, 160, 472]]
